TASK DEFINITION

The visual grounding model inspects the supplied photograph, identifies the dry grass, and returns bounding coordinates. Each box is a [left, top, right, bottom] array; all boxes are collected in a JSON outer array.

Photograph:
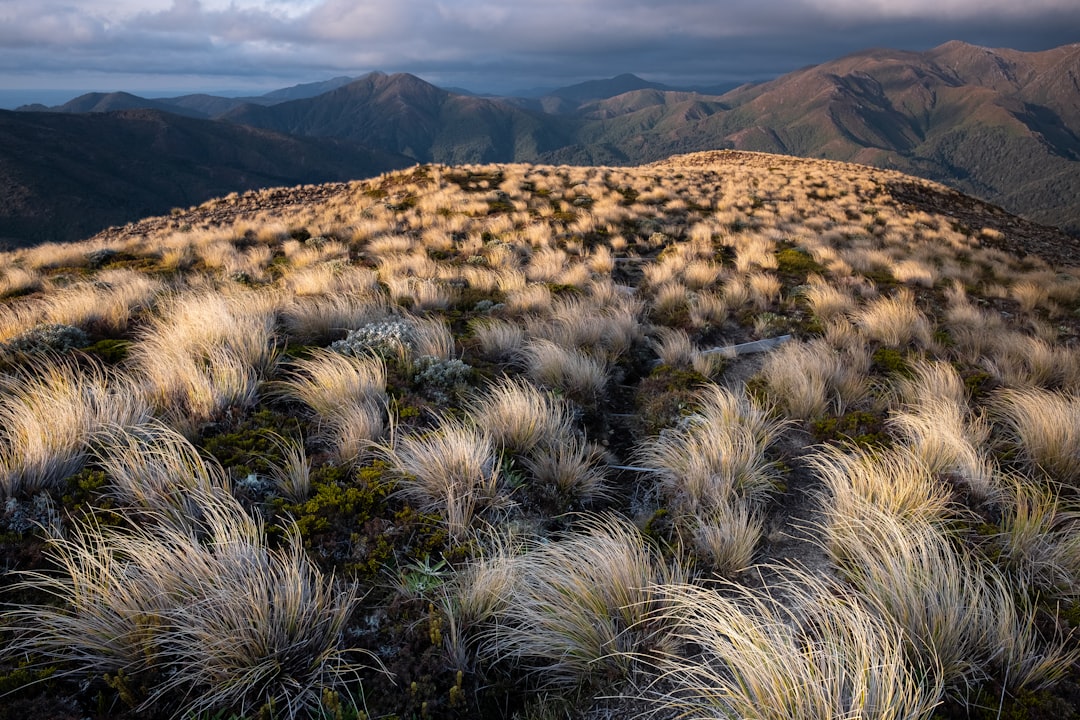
[[281, 293, 389, 345], [0, 266, 42, 298], [471, 317, 526, 361], [853, 288, 932, 348], [994, 387, 1080, 488], [92, 422, 228, 519], [467, 376, 573, 456], [636, 385, 783, 514], [0, 359, 153, 496], [475, 515, 684, 690], [522, 339, 609, 402], [823, 501, 1075, 691], [803, 275, 855, 321], [271, 349, 388, 462], [890, 360, 997, 501], [379, 416, 501, 540], [760, 338, 872, 419], [997, 478, 1080, 596], [133, 290, 280, 425], [2, 490, 377, 719], [652, 572, 943, 720], [520, 437, 610, 506]]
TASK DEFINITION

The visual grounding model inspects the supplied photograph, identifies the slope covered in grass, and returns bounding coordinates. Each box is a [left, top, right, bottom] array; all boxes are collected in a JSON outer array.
[[1, 150, 1079, 720]]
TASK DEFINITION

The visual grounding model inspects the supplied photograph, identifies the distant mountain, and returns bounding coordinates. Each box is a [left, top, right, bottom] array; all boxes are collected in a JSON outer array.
[[547, 73, 678, 104], [220, 72, 576, 163], [0, 109, 411, 248], [44, 91, 207, 118], [17, 76, 362, 118], [258, 76, 359, 103]]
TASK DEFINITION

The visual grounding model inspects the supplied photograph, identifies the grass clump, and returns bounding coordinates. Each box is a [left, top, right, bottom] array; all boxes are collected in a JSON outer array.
[[378, 415, 501, 541], [651, 571, 944, 720], [272, 349, 388, 463], [1, 490, 381, 719], [472, 515, 684, 691], [0, 359, 152, 496]]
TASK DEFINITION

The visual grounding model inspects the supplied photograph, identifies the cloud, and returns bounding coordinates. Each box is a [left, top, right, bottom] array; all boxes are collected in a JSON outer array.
[[0, 0, 1077, 94]]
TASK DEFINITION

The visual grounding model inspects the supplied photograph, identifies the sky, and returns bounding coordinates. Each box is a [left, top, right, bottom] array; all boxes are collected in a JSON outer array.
[[1, 0, 1078, 106]]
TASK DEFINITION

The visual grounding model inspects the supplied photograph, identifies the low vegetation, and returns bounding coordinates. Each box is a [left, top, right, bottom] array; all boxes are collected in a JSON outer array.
[[1, 150, 1079, 720]]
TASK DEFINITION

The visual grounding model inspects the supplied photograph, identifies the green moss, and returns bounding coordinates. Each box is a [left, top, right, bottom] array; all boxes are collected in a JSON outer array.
[[932, 686, 1080, 720], [956, 364, 997, 401], [277, 462, 394, 571], [871, 347, 912, 377], [487, 200, 515, 214], [636, 365, 710, 435], [811, 410, 891, 450], [0, 662, 57, 696], [775, 247, 825, 280], [544, 283, 582, 297], [80, 338, 131, 364], [200, 409, 298, 478]]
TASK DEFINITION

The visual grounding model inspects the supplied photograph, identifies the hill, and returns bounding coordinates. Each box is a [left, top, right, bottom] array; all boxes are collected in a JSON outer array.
[[0, 108, 412, 248], [220, 71, 577, 163], [2, 151, 1080, 720]]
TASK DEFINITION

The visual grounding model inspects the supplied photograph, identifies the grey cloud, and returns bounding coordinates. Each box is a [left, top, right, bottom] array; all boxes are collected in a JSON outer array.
[[1, 0, 1077, 96]]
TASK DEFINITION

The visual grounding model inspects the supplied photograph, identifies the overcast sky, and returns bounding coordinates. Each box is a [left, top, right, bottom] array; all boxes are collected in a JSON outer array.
[[1, 0, 1078, 105]]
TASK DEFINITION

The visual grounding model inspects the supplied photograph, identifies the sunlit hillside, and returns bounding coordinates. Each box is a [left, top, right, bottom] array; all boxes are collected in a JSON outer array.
[[2, 150, 1079, 720]]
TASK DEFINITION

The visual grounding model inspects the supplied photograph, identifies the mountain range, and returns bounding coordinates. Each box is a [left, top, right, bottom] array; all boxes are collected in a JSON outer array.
[[3, 40, 1079, 247]]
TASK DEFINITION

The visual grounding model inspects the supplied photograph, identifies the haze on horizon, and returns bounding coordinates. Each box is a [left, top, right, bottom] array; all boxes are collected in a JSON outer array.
[[1, 0, 1078, 107]]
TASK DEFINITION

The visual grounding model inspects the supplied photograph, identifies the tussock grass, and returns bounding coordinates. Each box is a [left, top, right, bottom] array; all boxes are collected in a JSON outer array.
[[522, 339, 609, 401], [824, 501, 1075, 691], [651, 572, 943, 720], [133, 290, 280, 424], [636, 386, 783, 573], [93, 422, 228, 519], [475, 515, 684, 690], [471, 317, 526, 361], [888, 401, 997, 502], [760, 338, 872, 419], [853, 288, 932, 348], [985, 334, 1080, 390], [811, 445, 952, 526], [997, 478, 1080, 595], [803, 275, 856, 321], [4, 153, 1080, 718], [281, 293, 389, 344], [0, 265, 42, 298], [2, 490, 376, 719], [379, 415, 501, 540], [651, 326, 695, 367], [0, 359, 152, 496], [272, 349, 387, 462], [636, 386, 783, 514], [266, 434, 313, 503], [890, 361, 997, 501], [520, 437, 610, 506], [467, 376, 573, 456], [686, 503, 764, 575], [994, 387, 1080, 487]]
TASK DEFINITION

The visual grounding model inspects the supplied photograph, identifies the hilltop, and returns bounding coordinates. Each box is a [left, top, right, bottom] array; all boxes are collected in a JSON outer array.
[[1, 151, 1080, 720]]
